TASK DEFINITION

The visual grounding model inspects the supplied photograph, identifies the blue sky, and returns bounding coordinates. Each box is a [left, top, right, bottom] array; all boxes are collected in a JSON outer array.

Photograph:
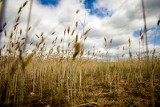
[[39, 0, 59, 6], [39, 0, 112, 18], [82, 0, 112, 18], [133, 26, 160, 45]]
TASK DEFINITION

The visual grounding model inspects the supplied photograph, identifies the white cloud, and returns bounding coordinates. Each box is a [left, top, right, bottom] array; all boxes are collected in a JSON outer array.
[[1, 0, 160, 60]]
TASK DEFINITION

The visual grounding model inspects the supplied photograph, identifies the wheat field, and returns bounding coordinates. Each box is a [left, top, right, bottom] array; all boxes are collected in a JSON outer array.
[[0, 0, 160, 107]]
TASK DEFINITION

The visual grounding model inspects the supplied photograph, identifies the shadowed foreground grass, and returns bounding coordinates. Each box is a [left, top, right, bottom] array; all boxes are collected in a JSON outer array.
[[0, 57, 160, 107]]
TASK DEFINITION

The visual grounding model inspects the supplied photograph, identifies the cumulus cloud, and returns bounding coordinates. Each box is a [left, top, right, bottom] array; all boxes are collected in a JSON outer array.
[[1, 0, 160, 60]]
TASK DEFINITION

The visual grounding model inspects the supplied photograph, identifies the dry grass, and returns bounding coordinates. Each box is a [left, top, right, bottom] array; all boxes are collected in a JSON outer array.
[[0, 58, 160, 106], [0, 0, 160, 107]]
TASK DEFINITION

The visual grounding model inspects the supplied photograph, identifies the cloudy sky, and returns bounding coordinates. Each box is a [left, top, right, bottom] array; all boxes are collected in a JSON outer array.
[[1, 0, 160, 60]]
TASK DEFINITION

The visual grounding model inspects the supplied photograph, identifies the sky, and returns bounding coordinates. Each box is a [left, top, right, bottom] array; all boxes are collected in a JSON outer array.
[[1, 0, 160, 60]]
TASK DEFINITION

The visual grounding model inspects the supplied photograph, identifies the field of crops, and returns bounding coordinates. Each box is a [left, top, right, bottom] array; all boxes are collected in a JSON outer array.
[[0, 0, 160, 107]]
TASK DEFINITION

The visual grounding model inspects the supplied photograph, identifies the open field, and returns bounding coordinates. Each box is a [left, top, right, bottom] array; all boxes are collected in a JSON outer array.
[[0, 58, 160, 106], [0, 0, 160, 107]]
